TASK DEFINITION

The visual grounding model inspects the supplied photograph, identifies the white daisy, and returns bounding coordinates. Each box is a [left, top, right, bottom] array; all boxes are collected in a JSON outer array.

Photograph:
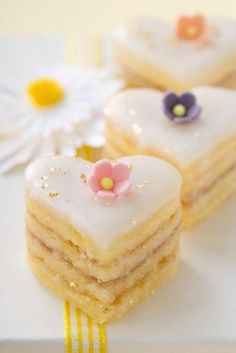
[[0, 65, 123, 173]]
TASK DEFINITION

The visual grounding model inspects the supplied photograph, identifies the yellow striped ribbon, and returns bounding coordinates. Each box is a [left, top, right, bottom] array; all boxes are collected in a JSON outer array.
[[64, 301, 107, 353]]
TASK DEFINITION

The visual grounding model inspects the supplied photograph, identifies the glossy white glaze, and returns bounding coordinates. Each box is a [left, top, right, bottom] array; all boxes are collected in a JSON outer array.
[[113, 17, 236, 83], [105, 87, 236, 166], [25, 155, 181, 248]]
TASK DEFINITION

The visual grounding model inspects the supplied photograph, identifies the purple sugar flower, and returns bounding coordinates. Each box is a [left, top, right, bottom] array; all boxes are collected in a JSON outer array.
[[163, 91, 201, 124]]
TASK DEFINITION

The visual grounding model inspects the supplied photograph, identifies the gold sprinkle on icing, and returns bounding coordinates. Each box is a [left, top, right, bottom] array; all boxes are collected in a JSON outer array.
[[41, 176, 48, 180], [47, 167, 57, 173], [80, 173, 87, 183], [41, 183, 49, 189], [47, 167, 68, 175], [128, 164, 133, 171], [48, 191, 59, 198]]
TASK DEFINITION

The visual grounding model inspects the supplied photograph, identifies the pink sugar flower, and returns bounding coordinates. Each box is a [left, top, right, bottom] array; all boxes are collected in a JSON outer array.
[[88, 159, 131, 199]]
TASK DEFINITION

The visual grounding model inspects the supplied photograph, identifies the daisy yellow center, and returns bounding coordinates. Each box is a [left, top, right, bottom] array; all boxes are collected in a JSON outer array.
[[172, 104, 187, 117], [100, 177, 114, 190], [27, 79, 64, 108], [186, 25, 199, 39]]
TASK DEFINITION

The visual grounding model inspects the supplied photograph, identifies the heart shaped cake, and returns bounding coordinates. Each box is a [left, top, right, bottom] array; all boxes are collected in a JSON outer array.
[[112, 16, 236, 91], [105, 87, 236, 228], [25, 155, 181, 323]]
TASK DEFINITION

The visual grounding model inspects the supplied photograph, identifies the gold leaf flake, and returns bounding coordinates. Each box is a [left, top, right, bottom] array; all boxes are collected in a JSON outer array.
[[80, 173, 87, 183], [48, 191, 59, 198], [41, 176, 48, 180], [47, 167, 57, 173], [41, 183, 49, 189], [47, 167, 68, 175]]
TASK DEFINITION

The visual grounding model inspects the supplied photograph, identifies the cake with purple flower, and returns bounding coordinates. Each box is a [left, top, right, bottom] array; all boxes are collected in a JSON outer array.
[[105, 87, 236, 228]]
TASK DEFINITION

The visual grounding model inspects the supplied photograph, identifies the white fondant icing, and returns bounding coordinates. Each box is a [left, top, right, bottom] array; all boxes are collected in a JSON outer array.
[[105, 87, 236, 166], [25, 155, 181, 248], [113, 17, 236, 83]]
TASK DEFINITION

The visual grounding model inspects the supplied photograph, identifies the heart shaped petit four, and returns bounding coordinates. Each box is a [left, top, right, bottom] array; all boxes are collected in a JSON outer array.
[[105, 87, 236, 228], [112, 16, 236, 91], [25, 155, 181, 322]]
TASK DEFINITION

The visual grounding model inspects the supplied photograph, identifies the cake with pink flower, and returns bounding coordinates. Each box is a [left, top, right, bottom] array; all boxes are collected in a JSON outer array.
[[25, 154, 181, 322]]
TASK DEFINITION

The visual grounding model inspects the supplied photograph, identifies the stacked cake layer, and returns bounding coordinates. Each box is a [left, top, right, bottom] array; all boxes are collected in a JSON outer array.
[[25, 155, 181, 322]]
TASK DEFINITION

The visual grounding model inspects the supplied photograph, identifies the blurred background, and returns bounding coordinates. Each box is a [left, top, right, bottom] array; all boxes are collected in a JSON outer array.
[[1, 0, 235, 70], [1, 0, 236, 36]]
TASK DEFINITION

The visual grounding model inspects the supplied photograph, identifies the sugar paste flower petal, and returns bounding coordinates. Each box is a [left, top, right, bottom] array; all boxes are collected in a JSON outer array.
[[88, 174, 101, 192], [113, 179, 131, 197], [93, 159, 113, 179], [97, 190, 116, 199], [112, 163, 130, 183]]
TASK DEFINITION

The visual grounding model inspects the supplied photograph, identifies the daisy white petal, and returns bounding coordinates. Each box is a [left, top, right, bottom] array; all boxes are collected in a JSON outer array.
[[0, 65, 123, 173]]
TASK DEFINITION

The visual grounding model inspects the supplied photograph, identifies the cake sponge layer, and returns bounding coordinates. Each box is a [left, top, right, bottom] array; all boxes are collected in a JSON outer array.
[[27, 224, 180, 303], [28, 246, 179, 323], [105, 118, 236, 228]]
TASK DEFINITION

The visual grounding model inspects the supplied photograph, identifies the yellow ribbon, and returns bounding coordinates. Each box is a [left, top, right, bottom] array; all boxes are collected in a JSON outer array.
[[64, 301, 73, 353], [64, 301, 107, 353]]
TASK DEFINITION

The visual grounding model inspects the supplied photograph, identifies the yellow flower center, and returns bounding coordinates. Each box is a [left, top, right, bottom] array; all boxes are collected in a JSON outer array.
[[27, 79, 64, 108], [186, 25, 199, 39], [100, 177, 114, 190], [172, 104, 187, 117]]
